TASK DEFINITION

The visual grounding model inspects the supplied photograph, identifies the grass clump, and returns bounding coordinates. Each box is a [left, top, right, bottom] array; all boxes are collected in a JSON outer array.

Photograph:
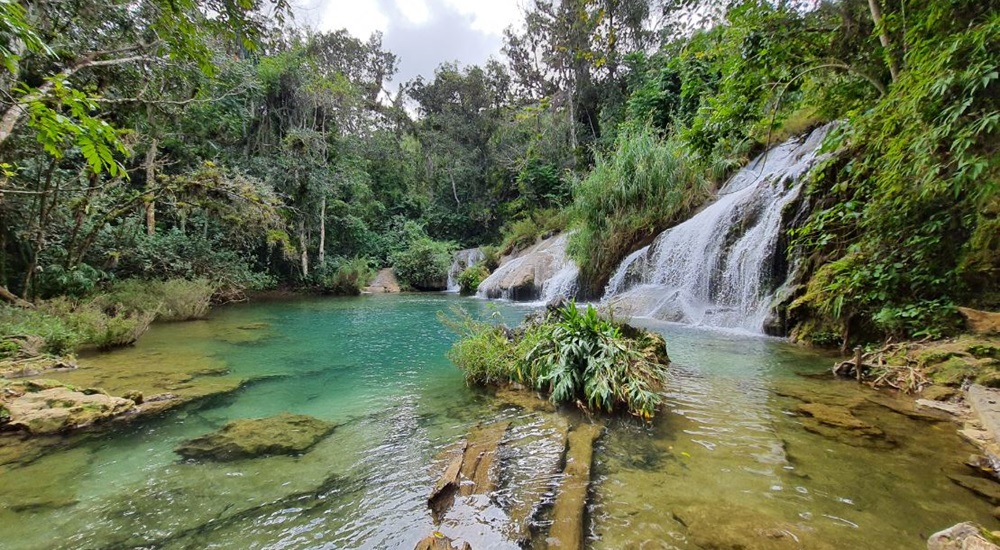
[[568, 124, 709, 294], [499, 208, 571, 256], [443, 301, 670, 420], [318, 257, 375, 296], [100, 278, 215, 322], [457, 264, 490, 295]]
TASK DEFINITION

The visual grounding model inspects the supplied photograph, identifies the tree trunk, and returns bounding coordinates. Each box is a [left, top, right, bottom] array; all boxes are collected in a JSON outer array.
[[0, 285, 33, 308], [299, 218, 309, 279], [867, 0, 900, 82], [144, 137, 158, 235], [318, 196, 326, 268]]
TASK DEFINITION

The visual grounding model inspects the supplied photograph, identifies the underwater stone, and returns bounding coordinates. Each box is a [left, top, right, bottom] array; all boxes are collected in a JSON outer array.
[[175, 413, 336, 461]]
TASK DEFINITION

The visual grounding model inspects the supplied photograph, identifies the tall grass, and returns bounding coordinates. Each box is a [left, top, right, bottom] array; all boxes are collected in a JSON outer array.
[[499, 207, 572, 256], [568, 124, 710, 293]]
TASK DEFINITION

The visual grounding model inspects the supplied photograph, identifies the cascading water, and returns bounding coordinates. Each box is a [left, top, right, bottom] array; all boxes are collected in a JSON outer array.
[[447, 248, 485, 292], [477, 233, 579, 301], [603, 124, 835, 333]]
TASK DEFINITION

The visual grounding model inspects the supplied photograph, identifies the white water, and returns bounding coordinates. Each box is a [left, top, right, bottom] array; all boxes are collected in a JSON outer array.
[[477, 233, 579, 301], [446, 248, 485, 292], [603, 124, 834, 332]]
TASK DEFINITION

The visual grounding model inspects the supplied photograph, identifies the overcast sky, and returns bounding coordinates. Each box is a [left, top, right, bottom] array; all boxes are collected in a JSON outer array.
[[294, 0, 526, 88]]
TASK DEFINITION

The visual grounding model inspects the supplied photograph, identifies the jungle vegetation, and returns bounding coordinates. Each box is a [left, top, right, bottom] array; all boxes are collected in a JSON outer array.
[[0, 0, 996, 349]]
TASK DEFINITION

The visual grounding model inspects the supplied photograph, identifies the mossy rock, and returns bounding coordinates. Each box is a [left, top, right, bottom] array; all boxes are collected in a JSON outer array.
[[795, 402, 893, 449], [175, 413, 336, 461], [926, 357, 978, 387], [969, 345, 1000, 360]]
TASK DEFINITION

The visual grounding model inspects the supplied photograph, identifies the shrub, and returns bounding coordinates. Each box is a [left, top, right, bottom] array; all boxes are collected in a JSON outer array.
[[392, 238, 455, 290], [319, 257, 375, 296], [569, 124, 709, 293], [481, 245, 501, 272], [100, 278, 215, 322], [457, 265, 490, 296], [499, 208, 571, 256], [443, 301, 670, 420]]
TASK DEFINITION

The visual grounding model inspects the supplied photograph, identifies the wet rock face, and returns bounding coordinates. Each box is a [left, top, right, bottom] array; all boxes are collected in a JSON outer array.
[[175, 413, 336, 461], [1, 380, 136, 434], [476, 233, 579, 301]]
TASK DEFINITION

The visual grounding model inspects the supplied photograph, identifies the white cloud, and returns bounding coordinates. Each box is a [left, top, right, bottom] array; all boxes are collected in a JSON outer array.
[[394, 0, 431, 26], [441, 0, 523, 35], [314, 0, 390, 38]]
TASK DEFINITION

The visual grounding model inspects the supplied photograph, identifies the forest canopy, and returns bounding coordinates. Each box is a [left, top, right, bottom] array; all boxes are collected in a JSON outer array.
[[0, 0, 996, 343]]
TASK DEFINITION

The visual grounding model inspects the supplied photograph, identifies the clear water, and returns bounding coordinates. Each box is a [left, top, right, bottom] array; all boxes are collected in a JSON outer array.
[[0, 295, 993, 549]]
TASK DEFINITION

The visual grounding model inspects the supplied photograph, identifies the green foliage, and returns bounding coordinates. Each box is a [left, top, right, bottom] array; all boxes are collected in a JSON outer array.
[[391, 238, 456, 290], [569, 124, 708, 292], [100, 279, 216, 322], [499, 208, 571, 255], [792, 12, 1000, 341], [480, 245, 501, 272], [457, 264, 490, 296], [444, 301, 670, 419], [318, 257, 375, 296]]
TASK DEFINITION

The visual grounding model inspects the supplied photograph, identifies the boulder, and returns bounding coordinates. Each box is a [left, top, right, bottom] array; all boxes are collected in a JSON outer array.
[[960, 308, 1000, 336], [477, 233, 578, 301], [366, 268, 401, 293], [928, 522, 1000, 550], [175, 413, 336, 461], [3, 382, 135, 434]]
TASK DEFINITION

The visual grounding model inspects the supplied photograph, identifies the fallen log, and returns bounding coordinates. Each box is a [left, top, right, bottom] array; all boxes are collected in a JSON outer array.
[[546, 422, 603, 550]]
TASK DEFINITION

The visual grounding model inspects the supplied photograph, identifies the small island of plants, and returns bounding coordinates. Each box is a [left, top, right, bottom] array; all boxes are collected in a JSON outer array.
[[443, 301, 670, 420]]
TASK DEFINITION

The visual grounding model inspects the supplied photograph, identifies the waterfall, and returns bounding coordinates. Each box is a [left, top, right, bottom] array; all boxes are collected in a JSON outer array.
[[477, 233, 579, 301], [603, 124, 834, 333], [447, 248, 485, 292]]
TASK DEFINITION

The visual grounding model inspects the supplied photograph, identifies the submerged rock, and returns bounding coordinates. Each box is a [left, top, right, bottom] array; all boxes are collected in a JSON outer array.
[[547, 422, 603, 550], [949, 475, 1000, 505], [928, 522, 1000, 550], [414, 533, 471, 550], [794, 402, 893, 448], [1, 380, 136, 434], [175, 413, 336, 461]]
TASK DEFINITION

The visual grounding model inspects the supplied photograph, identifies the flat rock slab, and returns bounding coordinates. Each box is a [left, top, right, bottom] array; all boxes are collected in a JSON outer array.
[[176, 413, 336, 461], [2, 380, 135, 434], [969, 385, 1000, 443], [547, 422, 603, 550]]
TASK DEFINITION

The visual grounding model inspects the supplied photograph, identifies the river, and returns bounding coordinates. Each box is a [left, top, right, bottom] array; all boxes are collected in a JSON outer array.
[[0, 294, 992, 549]]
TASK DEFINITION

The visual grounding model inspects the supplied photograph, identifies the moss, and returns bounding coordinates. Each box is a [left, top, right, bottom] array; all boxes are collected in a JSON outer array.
[[968, 345, 1000, 360], [926, 356, 977, 386]]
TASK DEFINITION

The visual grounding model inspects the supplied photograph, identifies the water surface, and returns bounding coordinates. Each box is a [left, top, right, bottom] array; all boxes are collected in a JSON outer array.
[[0, 295, 992, 549]]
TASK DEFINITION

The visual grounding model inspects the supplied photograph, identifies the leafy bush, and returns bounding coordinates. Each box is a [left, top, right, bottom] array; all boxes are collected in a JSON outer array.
[[391, 238, 455, 290], [0, 299, 155, 354], [499, 208, 571, 256], [791, 14, 1000, 341], [318, 257, 375, 296], [569, 125, 709, 293], [100, 278, 215, 322], [457, 264, 490, 295], [481, 245, 501, 272], [443, 301, 670, 420]]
